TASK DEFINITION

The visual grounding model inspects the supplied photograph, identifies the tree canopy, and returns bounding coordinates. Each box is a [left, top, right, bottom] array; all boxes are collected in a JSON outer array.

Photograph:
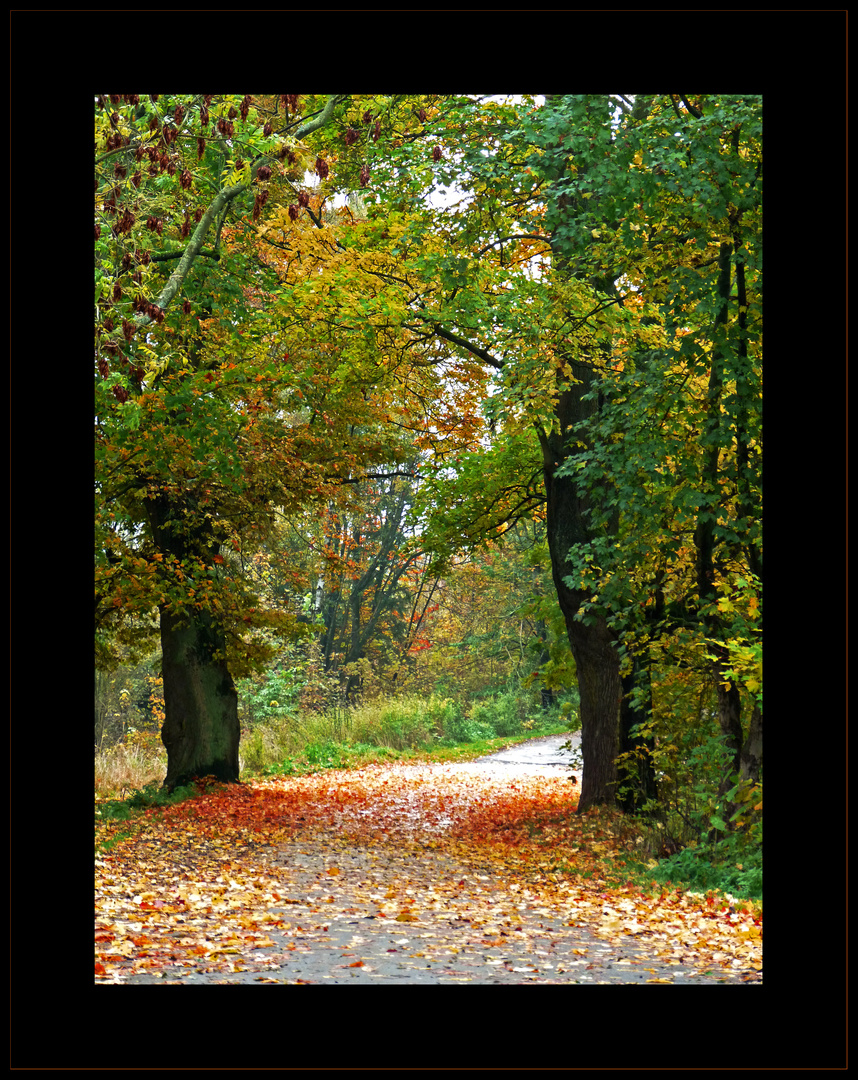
[[95, 93, 762, 810]]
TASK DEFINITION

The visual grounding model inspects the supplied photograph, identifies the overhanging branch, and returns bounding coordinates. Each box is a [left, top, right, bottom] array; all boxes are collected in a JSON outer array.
[[133, 94, 346, 331], [422, 320, 505, 370]]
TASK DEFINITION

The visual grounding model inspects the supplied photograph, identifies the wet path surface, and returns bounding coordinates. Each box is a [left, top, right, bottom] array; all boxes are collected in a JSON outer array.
[[116, 839, 746, 984], [98, 735, 760, 985], [464, 731, 582, 777]]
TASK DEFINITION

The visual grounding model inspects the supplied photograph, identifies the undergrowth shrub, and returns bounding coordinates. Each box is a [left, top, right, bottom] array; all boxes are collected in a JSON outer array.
[[608, 676, 763, 901], [440, 714, 495, 744], [238, 715, 299, 774], [646, 818, 763, 900], [372, 697, 440, 749], [468, 690, 523, 737]]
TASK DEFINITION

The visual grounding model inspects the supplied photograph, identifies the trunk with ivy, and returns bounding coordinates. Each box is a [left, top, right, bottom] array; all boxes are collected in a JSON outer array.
[[540, 377, 623, 813], [694, 243, 763, 819], [617, 654, 659, 814], [144, 492, 240, 792]]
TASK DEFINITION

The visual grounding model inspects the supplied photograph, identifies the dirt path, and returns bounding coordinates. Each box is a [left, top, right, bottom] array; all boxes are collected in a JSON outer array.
[[96, 741, 761, 985]]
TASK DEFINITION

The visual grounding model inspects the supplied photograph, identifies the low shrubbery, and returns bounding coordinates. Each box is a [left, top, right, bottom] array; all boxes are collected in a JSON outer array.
[[609, 725, 763, 901], [238, 687, 574, 774]]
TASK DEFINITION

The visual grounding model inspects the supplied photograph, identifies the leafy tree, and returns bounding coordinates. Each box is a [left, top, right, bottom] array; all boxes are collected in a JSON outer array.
[[95, 92, 762, 824], [554, 94, 762, 814], [321, 92, 762, 813], [269, 462, 437, 698], [95, 94, 405, 790], [320, 92, 638, 808]]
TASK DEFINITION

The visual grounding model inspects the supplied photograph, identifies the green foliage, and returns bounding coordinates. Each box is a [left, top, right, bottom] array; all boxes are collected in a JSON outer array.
[[613, 705, 763, 898], [304, 740, 347, 768], [235, 644, 307, 727], [94, 93, 403, 675], [363, 695, 457, 750], [440, 714, 496, 745], [646, 821, 763, 901], [96, 93, 761, 835]]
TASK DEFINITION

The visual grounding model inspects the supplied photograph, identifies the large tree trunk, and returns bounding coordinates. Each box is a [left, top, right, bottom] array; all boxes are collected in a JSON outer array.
[[542, 410, 622, 813], [144, 491, 241, 792], [159, 606, 240, 792], [564, 612, 622, 812], [538, 96, 629, 813]]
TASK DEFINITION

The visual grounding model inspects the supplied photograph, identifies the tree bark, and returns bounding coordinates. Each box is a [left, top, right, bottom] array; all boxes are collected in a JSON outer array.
[[564, 610, 622, 812], [739, 701, 762, 786], [159, 605, 240, 792], [541, 415, 622, 812], [144, 491, 240, 791]]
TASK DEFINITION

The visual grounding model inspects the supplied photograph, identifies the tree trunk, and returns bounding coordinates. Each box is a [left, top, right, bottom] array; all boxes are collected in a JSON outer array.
[[143, 490, 241, 792], [538, 97, 627, 813], [542, 435, 622, 813], [617, 655, 659, 814], [740, 701, 762, 786], [565, 613, 622, 812], [159, 605, 240, 792], [534, 619, 553, 709]]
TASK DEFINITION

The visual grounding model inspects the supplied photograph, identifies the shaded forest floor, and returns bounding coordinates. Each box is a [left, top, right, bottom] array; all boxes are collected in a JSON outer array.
[[95, 761, 762, 984]]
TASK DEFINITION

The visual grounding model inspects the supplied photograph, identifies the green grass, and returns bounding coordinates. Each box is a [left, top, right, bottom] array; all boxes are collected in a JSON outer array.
[[239, 691, 573, 779]]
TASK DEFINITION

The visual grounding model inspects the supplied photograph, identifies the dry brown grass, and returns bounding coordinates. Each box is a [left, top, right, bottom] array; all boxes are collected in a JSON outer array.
[[95, 739, 167, 798]]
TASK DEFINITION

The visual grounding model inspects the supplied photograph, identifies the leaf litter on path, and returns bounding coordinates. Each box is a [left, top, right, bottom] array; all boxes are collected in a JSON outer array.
[[95, 761, 762, 984]]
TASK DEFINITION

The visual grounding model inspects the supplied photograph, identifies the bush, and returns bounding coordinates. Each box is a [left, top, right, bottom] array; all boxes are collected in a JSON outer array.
[[304, 740, 346, 768], [375, 698, 438, 750], [441, 714, 495, 744], [236, 659, 302, 729], [239, 714, 300, 773], [468, 691, 522, 738], [647, 824, 763, 900]]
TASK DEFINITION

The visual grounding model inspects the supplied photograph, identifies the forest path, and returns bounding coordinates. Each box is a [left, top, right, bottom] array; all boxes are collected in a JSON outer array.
[[95, 740, 761, 985]]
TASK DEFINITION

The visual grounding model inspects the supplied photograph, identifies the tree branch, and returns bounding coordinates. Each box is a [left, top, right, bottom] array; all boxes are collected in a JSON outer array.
[[331, 470, 418, 485], [134, 95, 347, 331], [679, 94, 703, 119], [474, 233, 551, 259], [422, 320, 505, 370], [149, 248, 220, 263]]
